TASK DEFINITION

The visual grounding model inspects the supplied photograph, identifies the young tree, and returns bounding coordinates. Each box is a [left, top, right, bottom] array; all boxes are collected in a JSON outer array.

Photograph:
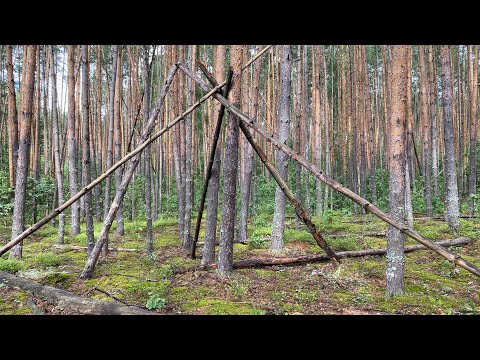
[[440, 45, 460, 231], [10, 45, 37, 259], [386, 45, 408, 297], [271, 45, 292, 251], [217, 45, 243, 277]]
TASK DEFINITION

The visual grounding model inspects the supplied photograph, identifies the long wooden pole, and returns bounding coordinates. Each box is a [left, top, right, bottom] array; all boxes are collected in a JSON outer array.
[[190, 67, 233, 258], [178, 63, 480, 278], [197, 62, 340, 262], [0, 66, 219, 258]]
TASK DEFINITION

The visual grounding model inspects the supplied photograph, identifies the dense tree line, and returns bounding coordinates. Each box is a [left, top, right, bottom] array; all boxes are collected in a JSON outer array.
[[0, 45, 478, 296]]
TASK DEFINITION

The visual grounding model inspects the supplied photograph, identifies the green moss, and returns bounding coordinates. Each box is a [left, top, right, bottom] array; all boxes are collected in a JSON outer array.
[[284, 228, 313, 243], [34, 252, 63, 268], [0, 289, 32, 315], [329, 237, 361, 251], [154, 232, 180, 248], [42, 272, 76, 287], [0, 258, 25, 273], [183, 298, 265, 315], [153, 218, 178, 228]]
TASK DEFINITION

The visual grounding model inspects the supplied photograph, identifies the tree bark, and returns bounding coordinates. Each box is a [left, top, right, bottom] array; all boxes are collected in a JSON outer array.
[[468, 45, 478, 216], [67, 45, 80, 235], [81, 45, 95, 254], [217, 45, 243, 277], [202, 45, 225, 266], [114, 48, 124, 236], [6, 45, 18, 195], [440, 45, 460, 231], [49, 45, 65, 244], [419, 45, 433, 217], [183, 45, 194, 250], [271, 45, 292, 252], [10, 45, 36, 259], [142, 46, 153, 255], [386, 45, 408, 297], [103, 45, 118, 253]]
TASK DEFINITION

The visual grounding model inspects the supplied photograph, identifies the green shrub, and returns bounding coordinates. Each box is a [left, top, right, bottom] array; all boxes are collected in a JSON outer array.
[[34, 252, 63, 268], [0, 259, 25, 273]]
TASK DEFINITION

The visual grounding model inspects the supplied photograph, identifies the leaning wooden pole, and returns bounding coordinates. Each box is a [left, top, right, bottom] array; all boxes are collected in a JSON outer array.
[[0, 64, 178, 257], [178, 63, 480, 278], [79, 81, 224, 279], [239, 120, 340, 262], [190, 67, 233, 259], [195, 63, 340, 263]]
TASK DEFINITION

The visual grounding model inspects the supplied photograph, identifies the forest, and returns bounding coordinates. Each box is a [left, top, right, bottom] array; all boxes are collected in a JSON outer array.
[[0, 44, 479, 315]]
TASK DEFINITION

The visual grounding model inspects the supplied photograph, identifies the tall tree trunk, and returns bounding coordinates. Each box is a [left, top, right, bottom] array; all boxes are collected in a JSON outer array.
[[114, 48, 124, 236], [103, 45, 118, 253], [294, 45, 303, 229], [419, 45, 432, 217], [143, 46, 153, 255], [386, 45, 408, 297], [270, 45, 292, 252], [81, 45, 95, 254], [238, 45, 263, 243], [6, 45, 18, 197], [428, 46, 439, 197], [203, 45, 225, 266], [67, 46, 80, 235], [468, 45, 478, 216], [95, 45, 103, 221], [183, 45, 194, 250], [217, 45, 244, 277], [49, 46, 65, 244], [10, 45, 36, 259], [440, 45, 460, 231]]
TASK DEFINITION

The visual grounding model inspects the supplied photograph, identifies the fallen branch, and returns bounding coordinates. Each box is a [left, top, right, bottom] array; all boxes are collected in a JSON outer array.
[[0, 270, 151, 315], [327, 232, 387, 238], [174, 237, 473, 273], [53, 244, 140, 252]]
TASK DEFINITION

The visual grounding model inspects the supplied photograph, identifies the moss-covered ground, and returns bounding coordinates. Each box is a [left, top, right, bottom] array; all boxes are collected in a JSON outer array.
[[0, 213, 479, 315]]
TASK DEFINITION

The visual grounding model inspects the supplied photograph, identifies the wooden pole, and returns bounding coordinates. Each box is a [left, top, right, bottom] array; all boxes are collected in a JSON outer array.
[[196, 62, 339, 263], [0, 65, 219, 258], [190, 67, 233, 258], [178, 63, 480, 278]]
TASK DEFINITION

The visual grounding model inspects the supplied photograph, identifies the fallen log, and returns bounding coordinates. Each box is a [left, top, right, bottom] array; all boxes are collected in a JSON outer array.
[[53, 244, 140, 252], [0, 270, 151, 315], [327, 232, 387, 238], [175, 237, 473, 273], [178, 64, 480, 278]]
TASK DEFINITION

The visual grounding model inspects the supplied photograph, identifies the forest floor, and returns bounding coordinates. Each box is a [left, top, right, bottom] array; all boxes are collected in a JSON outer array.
[[0, 212, 479, 315]]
